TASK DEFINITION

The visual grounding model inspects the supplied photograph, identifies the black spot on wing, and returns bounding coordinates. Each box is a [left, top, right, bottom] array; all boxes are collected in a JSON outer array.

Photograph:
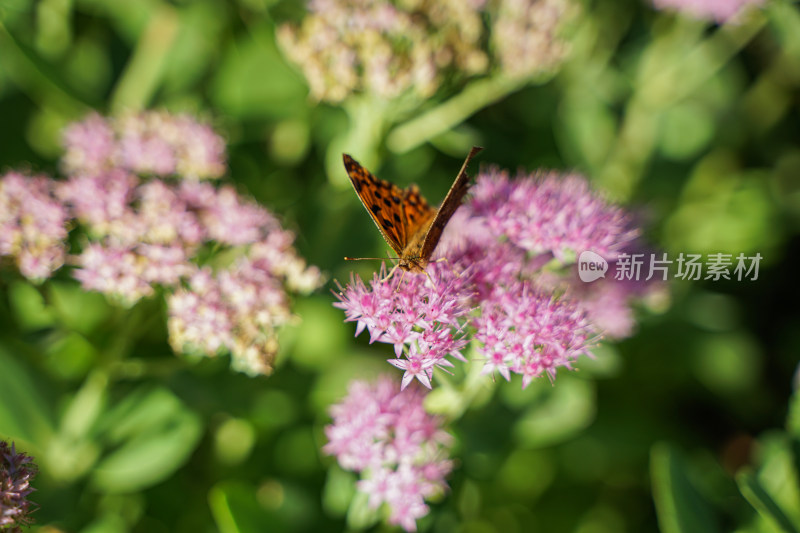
[[393, 213, 401, 223], [370, 204, 381, 215], [381, 218, 394, 229]]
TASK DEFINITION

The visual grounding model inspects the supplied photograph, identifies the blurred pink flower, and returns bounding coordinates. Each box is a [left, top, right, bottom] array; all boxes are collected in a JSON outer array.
[[179, 182, 278, 245], [2, 110, 323, 376], [167, 231, 321, 376], [324, 377, 452, 532], [62, 111, 226, 180], [0, 172, 69, 281], [652, 0, 763, 22], [469, 168, 637, 262]]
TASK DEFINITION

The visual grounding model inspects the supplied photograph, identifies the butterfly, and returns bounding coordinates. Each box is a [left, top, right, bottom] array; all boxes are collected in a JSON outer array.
[[343, 146, 483, 273]]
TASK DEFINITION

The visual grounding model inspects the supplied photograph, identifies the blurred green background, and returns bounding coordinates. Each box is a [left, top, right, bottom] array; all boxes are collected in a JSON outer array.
[[1, 0, 800, 532]]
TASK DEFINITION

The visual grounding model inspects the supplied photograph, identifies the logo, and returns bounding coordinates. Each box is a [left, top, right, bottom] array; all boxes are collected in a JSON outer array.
[[578, 251, 608, 282]]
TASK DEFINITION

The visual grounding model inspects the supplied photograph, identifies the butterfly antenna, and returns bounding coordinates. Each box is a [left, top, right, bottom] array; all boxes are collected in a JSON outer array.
[[433, 257, 461, 279], [344, 256, 399, 261], [394, 269, 407, 292]]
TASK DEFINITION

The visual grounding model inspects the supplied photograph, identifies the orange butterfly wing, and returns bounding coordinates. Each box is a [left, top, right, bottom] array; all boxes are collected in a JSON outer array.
[[401, 184, 436, 243], [418, 146, 483, 260], [343, 147, 482, 271], [343, 154, 413, 255]]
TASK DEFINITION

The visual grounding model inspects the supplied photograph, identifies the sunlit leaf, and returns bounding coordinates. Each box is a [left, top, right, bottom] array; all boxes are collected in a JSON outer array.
[[651, 443, 720, 533]]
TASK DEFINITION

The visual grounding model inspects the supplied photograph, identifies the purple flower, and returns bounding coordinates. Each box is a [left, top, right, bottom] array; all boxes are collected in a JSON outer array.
[[334, 263, 471, 389], [57, 170, 139, 240], [167, 233, 322, 376], [652, 0, 763, 22], [469, 168, 637, 262], [335, 167, 652, 388], [62, 112, 226, 180], [0, 172, 69, 281], [1, 110, 323, 376], [278, 0, 489, 102], [0, 441, 38, 532], [324, 377, 452, 532], [179, 182, 277, 246], [278, 0, 574, 103], [474, 281, 594, 387], [61, 113, 116, 175]]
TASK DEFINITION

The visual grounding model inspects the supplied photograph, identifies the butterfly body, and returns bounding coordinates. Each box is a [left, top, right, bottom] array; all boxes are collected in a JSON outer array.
[[343, 147, 482, 273]]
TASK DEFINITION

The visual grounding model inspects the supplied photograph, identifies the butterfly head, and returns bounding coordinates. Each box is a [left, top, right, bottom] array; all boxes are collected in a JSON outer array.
[[398, 256, 428, 274]]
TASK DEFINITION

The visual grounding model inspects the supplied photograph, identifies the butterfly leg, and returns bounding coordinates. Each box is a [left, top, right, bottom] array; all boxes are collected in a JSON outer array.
[[380, 262, 401, 283], [395, 269, 408, 292], [433, 257, 461, 279]]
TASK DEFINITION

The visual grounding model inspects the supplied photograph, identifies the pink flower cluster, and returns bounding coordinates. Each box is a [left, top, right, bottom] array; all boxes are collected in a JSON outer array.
[[469, 169, 636, 262], [324, 377, 453, 532], [0, 112, 322, 375], [168, 230, 321, 376], [652, 0, 762, 22], [334, 264, 473, 389], [335, 167, 654, 389], [62, 111, 226, 179], [0, 173, 69, 281]]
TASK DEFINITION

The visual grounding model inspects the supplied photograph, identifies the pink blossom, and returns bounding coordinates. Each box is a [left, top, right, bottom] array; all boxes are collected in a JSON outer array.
[[179, 182, 277, 245], [0, 172, 69, 281], [62, 111, 226, 180], [469, 168, 637, 262], [61, 113, 116, 175], [2, 111, 323, 376], [167, 235, 321, 376], [652, 0, 763, 22], [324, 377, 452, 532], [334, 263, 471, 389]]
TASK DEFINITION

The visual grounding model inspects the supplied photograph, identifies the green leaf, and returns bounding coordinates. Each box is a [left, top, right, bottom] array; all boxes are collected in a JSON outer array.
[[322, 465, 356, 516], [60, 370, 107, 440], [651, 443, 720, 533], [0, 345, 55, 445], [7, 280, 55, 331], [346, 489, 380, 530], [90, 386, 202, 492], [737, 470, 799, 533], [787, 392, 800, 438], [209, 480, 281, 533], [48, 280, 112, 335], [210, 21, 307, 119], [79, 512, 129, 533], [512, 377, 596, 448], [748, 433, 800, 529]]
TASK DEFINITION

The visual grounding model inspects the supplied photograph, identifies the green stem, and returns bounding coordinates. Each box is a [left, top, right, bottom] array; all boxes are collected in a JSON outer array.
[[327, 95, 393, 186], [0, 20, 90, 115], [598, 12, 767, 200], [386, 74, 534, 154], [110, 3, 179, 113]]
